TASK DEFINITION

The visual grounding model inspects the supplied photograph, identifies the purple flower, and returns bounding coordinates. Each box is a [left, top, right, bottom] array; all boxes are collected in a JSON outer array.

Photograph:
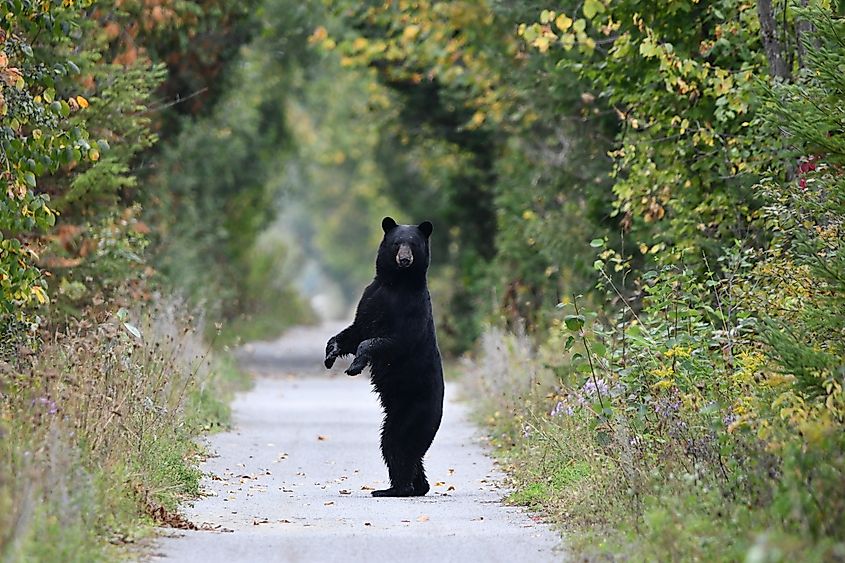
[[550, 401, 575, 417], [522, 424, 532, 438], [32, 396, 58, 415], [654, 388, 681, 418], [579, 378, 610, 405]]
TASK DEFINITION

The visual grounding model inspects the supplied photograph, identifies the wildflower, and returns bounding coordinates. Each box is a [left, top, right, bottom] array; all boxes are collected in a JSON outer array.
[[582, 377, 610, 398], [32, 396, 58, 415], [522, 424, 532, 438], [550, 401, 574, 417], [653, 387, 681, 418]]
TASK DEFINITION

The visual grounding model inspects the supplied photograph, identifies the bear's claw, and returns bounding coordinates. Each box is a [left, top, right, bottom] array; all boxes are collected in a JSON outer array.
[[345, 355, 367, 376], [325, 338, 340, 368]]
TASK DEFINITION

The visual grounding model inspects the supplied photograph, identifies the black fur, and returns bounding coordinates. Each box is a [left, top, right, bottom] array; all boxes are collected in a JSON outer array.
[[325, 217, 444, 497]]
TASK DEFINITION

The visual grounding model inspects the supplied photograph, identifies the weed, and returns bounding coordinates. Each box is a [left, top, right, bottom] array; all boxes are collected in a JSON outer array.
[[0, 297, 245, 560]]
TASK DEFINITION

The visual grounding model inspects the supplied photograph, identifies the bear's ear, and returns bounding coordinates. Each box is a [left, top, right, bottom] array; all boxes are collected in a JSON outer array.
[[418, 221, 433, 238], [382, 217, 398, 233]]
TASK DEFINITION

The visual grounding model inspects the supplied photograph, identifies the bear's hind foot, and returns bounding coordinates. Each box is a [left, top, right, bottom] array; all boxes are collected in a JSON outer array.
[[411, 483, 429, 496], [371, 485, 415, 497]]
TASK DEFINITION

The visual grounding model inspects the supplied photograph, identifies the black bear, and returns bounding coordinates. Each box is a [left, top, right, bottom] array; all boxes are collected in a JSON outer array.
[[324, 217, 444, 497]]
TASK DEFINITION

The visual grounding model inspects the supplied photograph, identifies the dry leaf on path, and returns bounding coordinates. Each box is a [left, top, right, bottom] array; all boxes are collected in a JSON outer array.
[[417, 515, 429, 523]]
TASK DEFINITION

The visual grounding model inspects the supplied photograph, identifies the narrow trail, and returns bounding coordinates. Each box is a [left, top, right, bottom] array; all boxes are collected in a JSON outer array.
[[152, 323, 564, 562]]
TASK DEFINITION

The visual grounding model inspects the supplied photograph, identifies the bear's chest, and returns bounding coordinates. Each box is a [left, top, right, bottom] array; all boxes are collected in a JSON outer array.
[[366, 286, 428, 329]]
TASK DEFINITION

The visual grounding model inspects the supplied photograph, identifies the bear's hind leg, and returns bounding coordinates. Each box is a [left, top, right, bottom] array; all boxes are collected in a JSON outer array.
[[372, 423, 418, 497], [371, 459, 414, 497], [411, 459, 429, 496]]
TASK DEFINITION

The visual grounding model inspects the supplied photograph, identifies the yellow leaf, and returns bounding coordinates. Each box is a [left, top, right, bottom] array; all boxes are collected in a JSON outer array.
[[76, 95, 88, 108], [308, 26, 328, 45], [468, 111, 485, 128], [533, 35, 551, 53], [31, 286, 49, 305], [555, 13, 573, 31], [403, 25, 420, 41]]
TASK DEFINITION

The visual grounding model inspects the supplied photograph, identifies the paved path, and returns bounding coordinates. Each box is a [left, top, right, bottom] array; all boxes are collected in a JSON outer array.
[[153, 323, 564, 562]]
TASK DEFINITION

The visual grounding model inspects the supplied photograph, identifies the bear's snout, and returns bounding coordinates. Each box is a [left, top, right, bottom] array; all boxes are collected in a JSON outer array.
[[396, 243, 414, 268]]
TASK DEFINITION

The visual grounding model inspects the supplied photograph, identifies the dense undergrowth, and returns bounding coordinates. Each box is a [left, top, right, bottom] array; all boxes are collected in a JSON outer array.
[[0, 299, 248, 561], [1, 0, 313, 559], [310, 2, 845, 559]]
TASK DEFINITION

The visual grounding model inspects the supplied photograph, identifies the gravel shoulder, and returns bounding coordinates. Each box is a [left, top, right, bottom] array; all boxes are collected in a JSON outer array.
[[151, 323, 565, 562]]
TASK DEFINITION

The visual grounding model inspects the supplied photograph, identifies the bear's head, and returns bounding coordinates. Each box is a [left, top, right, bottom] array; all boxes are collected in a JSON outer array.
[[376, 216, 433, 283]]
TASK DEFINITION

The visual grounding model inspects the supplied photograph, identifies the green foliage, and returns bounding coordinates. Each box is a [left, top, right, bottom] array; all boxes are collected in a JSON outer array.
[[358, 1, 845, 558], [757, 4, 845, 408], [1, 0, 303, 559], [151, 0, 318, 335], [0, 2, 95, 317]]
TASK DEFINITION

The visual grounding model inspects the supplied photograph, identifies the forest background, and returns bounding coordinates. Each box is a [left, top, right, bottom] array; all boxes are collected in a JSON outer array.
[[1, 0, 843, 560]]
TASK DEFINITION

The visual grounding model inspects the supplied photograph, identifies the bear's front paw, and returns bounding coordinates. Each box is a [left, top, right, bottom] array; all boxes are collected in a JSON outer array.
[[345, 354, 368, 376], [325, 337, 340, 369]]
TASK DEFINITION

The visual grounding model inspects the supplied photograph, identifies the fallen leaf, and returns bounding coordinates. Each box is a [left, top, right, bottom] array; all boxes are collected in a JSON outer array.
[[448, 468, 455, 475], [364, 522, 372, 526], [324, 501, 334, 506], [253, 518, 269, 525], [417, 515, 429, 523], [361, 485, 374, 490], [434, 481, 446, 487], [447, 485, 455, 491], [339, 489, 351, 495], [317, 435, 328, 441]]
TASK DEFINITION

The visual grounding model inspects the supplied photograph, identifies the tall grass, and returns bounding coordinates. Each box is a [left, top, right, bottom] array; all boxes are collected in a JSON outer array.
[[465, 324, 845, 561], [0, 296, 245, 561]]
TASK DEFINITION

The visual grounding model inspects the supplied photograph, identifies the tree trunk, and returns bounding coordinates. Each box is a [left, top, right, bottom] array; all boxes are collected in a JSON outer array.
[[795, 0, 816, 70], [757, 0, 790, 80]]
